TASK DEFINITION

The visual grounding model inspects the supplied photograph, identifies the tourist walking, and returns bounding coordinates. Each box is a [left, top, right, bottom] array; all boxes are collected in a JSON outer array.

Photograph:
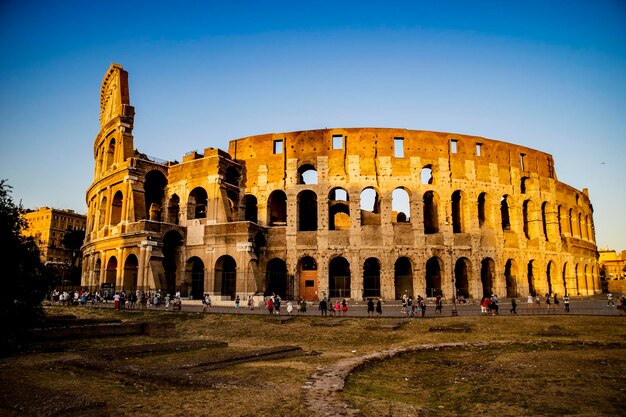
[[235, 295, 240, 315], [435, 295, 443, 314], [287, 301, 293, 315], [375, 299, 382, 317], [247, 295, 254, 310], [203, 294, 211, 312], [299, 298, 307, 314], [367, 298, 374, 317], [545, 293, 551, 311], [527, 294, 533, 313], [266, 297, 274, 314], [563, 294, 570, 312], [510, 297, 517, 314], [553, 293, 560, 308], [319, 298, 328, 316], [341, 299, 348, 316]]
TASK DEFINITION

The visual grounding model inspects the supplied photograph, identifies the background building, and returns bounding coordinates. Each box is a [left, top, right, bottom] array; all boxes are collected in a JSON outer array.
[[82, 64, 599, 300]]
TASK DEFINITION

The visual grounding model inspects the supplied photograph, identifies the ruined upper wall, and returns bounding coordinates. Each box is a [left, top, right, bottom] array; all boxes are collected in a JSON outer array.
[[227, 128, 556, 187]]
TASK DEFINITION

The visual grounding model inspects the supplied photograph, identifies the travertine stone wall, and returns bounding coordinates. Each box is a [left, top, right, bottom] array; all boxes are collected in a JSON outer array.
[[82, 65, 599, 301]]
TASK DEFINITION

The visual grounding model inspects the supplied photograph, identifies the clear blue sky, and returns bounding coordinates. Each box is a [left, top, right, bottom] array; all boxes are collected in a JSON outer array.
[[1, 0, 625, 250]]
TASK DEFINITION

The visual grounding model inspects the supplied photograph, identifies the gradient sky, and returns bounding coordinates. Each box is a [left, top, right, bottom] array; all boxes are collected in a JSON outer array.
[[1, 0, 625, 250]]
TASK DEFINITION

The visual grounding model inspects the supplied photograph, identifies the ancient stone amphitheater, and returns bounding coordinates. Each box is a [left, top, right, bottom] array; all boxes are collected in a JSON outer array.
[[81, 64, 599, 301]]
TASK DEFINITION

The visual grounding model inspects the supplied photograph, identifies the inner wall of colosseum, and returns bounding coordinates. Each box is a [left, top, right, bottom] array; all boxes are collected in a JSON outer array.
[[81, 65, 599, 301]]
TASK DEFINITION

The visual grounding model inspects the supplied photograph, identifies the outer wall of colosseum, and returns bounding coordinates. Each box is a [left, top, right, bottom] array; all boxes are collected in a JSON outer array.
[[82, 64, 599, 301]]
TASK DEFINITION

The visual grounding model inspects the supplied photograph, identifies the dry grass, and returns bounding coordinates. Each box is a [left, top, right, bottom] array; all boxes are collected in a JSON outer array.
[[0, 307, 624, 417]]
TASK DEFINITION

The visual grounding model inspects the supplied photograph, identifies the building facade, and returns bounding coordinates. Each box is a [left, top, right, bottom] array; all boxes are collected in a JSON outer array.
[[81, 64, 599, 300], [23, 207, 87, 267]]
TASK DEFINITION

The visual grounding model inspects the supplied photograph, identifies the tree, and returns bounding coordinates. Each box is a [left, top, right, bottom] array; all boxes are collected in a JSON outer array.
[[0, 180, 51, 354]]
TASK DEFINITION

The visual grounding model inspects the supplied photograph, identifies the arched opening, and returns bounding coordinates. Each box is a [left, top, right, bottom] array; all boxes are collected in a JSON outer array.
[[500, 195, 511, 231], [243, 194, 258, 223], [523, 200, 531, 239], [167, 194, 180, 225], [528, 260, 537, 296], [504, 259, 518, 298], [123, 254, 138, 291], [586, 216, 594, 242], [105, 256, 117, 285], [423, 191, 439, 234], [268, 190, 287, 226], [562, 262, 569, 295], [298, 163, 318, 185], [329, 257, 350, 298], [162, 231, 183, 295], [363, 258, 381, 298], [477, 192, 487, 228], [225, 166, 240, 187], [215, 255, 237, 300], [360, 187, 381, 225], [578, 213, 584, 239], [451, 190, 464, 233], [394, 257, 413, 299], [584, 264, 589, 295], [98, 197, 107, 229], [520, 176, 529, 194], [392, 188, 410, 222], [110, 191, 123, 225], [105, 138, 115, 169], [541, 202, 549, 241], [568, 208, 575, 237], [557, 205, 563, 236], [329, 188, 350, 230], [144, 170, 167, 221], [574, 264, 580, 295], [226, 189, 239, 222], [188, 187, 208, 219], [420, 165, 433, 184], [93, 258, 102, 286], [481, 258, 496, 297], [454, 258, 471, 299], [266, 258, 288, 299], [298, 190, 318, 231], [298, 256, 318, 301], [186, 257, 204, 300], [425, 257, 442, 297]]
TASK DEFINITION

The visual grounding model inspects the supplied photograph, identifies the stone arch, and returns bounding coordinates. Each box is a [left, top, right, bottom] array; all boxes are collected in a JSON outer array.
[[186, 256, 204, 299], [394, 257, 413, 299], [298, 256, 318, 301], [574, 263, 580, 295], [215, 255, 237, 300], [329, 187, 350, 230], [363, 258, 381, 298], [122, 254, 138, 291], [167, 194, 180, 225], [266, 258, 288, 299], [93, 257, 102, 287], [504, 259, 519, 298], [105, 256, 117, 285], [144, 170, 167, 221], [481, 258, 496, 297], [522, 200, 531, 239], [243, 194, 258, 223], [105, 138, 115, 169], [329, 257, 351, 299], [110, 191, 123, 225], [360, 187, 381, 225], [391, 187, 410, 222], [527, 260, 538, 296], [454, 257, 471, 299], [477, 192, 489, 228], [451, 190, 465, 233], [541, 202, 549, 241], [568, 208, 575, 237], [298, 163, 318, 185], [420, 165, 433, 184], [298, 190, 318, 231], [546, 260, 555, 295], [98, 196, 107, 229], [562, 262, 569, 295], [500, 195, 511, 231], [188, 187, 208, 219], [425, 257, 442, 297], [268, 190, 287, 226], [423, 191, 439, 234], [162, 230, 183, 295], [583, 264, 589, 295]]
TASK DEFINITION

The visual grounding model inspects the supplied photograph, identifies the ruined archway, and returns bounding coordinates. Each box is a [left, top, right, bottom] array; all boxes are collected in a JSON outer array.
[[144, 170, 167, 221], [162, 230, 183, 295], [266, 258, 288, 299], [394, 257, 413, 299], [360, 187, 381, 226], [363, 258, 381, 298], [454, 257, 471, 299], [504, 259, 519, 298], [423, 191, 439, 234], [105, 256, 117, 285], [122, 254, 138, 291], [186, 257, 204, 299], [329, 257, 351, 299], [167, 194, 180, 225], [215, 255, 236, 300], [392, 188, 410, 223], [243, 194, 258, 223], [546, 261, 555, 295], [110, 191, 123, 225], [329, 188, 350, 230], [500, 195, 511, 231], [298, 190, 318, 231], [451, 190, 465, 233], [298, 163, 318, 185], [481, 258, 496, 297], [268, 190, 287, 226], [425, 257, 442, 297], [188, 187, 208, 219], [528, 260, 538, 296]]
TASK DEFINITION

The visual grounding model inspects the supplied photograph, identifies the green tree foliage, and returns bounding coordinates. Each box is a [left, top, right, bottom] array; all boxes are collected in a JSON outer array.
[[0, 180, 51, 353]]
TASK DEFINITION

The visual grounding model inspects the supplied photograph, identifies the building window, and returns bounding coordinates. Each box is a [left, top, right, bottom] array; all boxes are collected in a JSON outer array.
[[394, 137, 404, 158], [520, 153, 526, 171], [476, 143, 482, 156], [450, 139, 458, 154], [332, 135, 343, 150], [273, 139, 283, 154]]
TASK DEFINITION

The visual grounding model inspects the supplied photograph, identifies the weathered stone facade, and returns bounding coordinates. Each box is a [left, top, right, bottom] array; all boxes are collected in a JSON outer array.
[[82, 64, 599, 301]]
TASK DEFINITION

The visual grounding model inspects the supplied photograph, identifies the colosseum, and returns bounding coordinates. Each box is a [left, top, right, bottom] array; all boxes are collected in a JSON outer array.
[[81, 64, 599, 302]]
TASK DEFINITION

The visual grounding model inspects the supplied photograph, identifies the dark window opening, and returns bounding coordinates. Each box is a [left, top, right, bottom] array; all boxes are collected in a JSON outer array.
[[189, 187, 208, 219], [425, 257, 442, 297], [298, 190, 318, 231], [451, 190, 463, 233], [423, 191, 439, 234], [273, 139, 283, 154], [268, 190, 287, 226], [144, 170, 167, 221], [298, 164, 318, 185]]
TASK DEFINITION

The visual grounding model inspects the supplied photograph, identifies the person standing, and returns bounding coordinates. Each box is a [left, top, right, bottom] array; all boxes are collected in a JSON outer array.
[[367, 298, 375, 317], [435, 295, 443, 314], [563, 294, 570, 312], [545, 293, 552, 311], [113, 292, 120, 310], [266, 297, 274, 315], [510, 297, 517, 314], [527, 294, 533, 314], [203, 294, 211, 313], [299, 298, 307, 314], [375, 299, 382, 317], [286, 301, 293, 315], [235, 295, 240, 315], [341, 299, 348, 316], [319, 298, 328, 316], [553, 293, 560, 309]]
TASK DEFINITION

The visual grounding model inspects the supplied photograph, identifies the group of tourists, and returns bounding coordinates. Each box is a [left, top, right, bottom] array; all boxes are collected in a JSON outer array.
[[480, 294, 500, 315], [396, 294, 430, 318], [522, 293, 569, 313], [317, 297, 349, 316]]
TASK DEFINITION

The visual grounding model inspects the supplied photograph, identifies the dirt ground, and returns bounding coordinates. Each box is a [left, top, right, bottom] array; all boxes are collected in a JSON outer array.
[[0, 307, 624, 417]]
